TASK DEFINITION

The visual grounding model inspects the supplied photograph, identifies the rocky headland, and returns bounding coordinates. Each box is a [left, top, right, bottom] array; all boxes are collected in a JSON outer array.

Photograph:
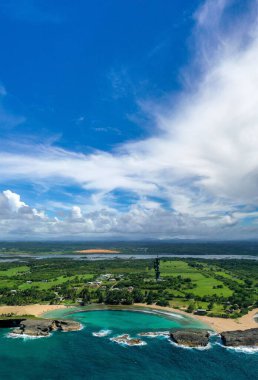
[[220, 328, 258, 347], [169, 328, 258, 348], [6, 318, 81, 337]]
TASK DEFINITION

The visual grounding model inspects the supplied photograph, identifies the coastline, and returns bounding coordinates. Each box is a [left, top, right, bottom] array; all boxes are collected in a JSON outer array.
[[0, 303, 257, 334], [0, 304, 70, 317], [135, 304, 258, 333]]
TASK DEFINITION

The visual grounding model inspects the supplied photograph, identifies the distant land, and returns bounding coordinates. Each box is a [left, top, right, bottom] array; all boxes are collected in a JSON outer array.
[[0, 240, 257, 256]]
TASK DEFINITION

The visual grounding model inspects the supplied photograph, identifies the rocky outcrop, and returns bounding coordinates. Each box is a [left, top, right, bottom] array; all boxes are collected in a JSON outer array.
[[11, 319, 81, 337], [12, 319, 53, 336], [53, 319, 82, 332], [220, 328, 258, 347], [170, 329, 210, 347], [110, 334, 146, 346]]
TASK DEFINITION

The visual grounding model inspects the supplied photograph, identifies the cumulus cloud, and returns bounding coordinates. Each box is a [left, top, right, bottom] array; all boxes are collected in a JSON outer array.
[[1, 0, 258, 239], [0, 190, 45, 219], [0, 189, 247, 240]]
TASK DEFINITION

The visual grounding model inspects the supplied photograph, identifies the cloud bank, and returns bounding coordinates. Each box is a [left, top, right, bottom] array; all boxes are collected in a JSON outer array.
[[1, 0, 258, 239]]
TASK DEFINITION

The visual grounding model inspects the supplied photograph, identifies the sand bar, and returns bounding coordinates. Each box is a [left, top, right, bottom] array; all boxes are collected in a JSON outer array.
[[135, 303, 258, 333], [75, 249, 120, 254]]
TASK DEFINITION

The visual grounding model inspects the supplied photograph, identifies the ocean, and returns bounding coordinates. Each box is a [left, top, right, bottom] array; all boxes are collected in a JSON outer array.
[[0, 309, 257, 380]]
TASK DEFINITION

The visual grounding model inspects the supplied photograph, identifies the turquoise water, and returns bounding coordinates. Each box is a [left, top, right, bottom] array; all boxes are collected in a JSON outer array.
[[0, 309, 257, 380]]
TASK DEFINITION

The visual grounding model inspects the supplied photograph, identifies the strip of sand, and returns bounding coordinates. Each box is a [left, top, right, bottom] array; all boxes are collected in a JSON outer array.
[[75, 249, 120, 254], [0, 304, 70, 317], [0, 303, 257, 332], [135, 303, 258, 333]]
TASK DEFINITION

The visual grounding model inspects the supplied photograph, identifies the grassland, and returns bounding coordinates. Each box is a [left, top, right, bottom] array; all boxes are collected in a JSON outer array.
[[0, 257, 257, 318]]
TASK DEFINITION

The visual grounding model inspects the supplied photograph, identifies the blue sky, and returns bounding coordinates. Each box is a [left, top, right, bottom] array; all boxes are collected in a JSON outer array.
[[0, 0, 258, 240], [0, 0, 200, 150]]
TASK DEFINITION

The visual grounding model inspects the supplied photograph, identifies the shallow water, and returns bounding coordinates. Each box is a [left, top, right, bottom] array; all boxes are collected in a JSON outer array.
[[0, 310, 257, 380]]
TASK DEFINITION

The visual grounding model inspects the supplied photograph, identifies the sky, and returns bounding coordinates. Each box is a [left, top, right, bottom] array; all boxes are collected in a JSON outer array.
[[0, 0, 258, 240]]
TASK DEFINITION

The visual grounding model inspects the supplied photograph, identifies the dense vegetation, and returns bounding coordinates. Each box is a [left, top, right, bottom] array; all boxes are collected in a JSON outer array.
[[0, 240, 258, 256], [0, 256, 257, 319]]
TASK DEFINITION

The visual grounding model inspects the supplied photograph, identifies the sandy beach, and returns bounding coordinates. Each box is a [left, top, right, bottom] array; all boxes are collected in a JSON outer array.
[[0, 304, 70, 317], [75, 249, 120, 254], [0, 303, 257, 333], [135, 303, 258, 333]]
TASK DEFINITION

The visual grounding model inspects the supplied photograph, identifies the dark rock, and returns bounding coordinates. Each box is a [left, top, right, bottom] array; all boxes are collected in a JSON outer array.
[[220, 328, 258, 347], [11, 318, 81, 337], [12, 319, 54, 336], [170, 329, 210, 347], [54, 319, 81, 332], [110, 334, 145, 346]]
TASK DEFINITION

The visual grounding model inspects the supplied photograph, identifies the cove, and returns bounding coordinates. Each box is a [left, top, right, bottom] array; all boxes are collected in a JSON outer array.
[[0, 309, 257, 380]]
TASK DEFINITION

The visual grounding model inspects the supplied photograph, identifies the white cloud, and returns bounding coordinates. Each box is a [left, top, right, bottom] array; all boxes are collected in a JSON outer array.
[[1, 0, 258, 239], [0, 189, 245, 240], [3, 189, 26, 212], [1, 188, 258, 240], [0, 190, 46, 222], [70, 206, 83, 220]]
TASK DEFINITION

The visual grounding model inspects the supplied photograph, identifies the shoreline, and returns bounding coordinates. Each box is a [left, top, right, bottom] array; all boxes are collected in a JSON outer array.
[[135, 304, 258, 333], [0, 304, 70, 317], [0, 303, 257, 334]]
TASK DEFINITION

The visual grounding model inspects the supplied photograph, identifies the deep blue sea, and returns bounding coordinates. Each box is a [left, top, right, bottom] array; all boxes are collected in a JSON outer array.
[[0, 309, 257, 380]]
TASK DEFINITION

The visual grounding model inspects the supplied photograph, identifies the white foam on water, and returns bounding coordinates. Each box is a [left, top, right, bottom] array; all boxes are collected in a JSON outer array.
[[111, 339, 147, 347], [169, 340, 211, 351], [228, 346, 258, 354], [92, 329, 112, 337], [110, 334, 147, 347], [215, 342, 258, 354], [140, 309, 185, 320], [138, 331, 169, 338], [194, 342, 212, 351], [6, 332, 52, 340], [120, 340, 147, 347]]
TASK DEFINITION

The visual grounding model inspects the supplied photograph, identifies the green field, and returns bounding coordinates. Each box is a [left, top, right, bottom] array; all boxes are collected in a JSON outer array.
[[0, 257, 257, 318], [0, 266, 30, 277]]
